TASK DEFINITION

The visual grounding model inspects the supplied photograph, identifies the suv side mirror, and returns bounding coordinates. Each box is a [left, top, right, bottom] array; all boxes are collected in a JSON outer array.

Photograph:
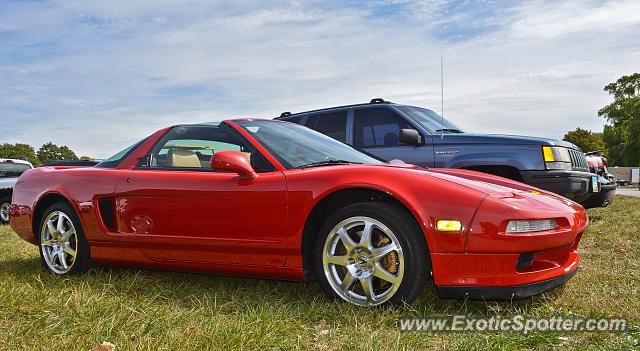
[[399, 129, 423, 145], [211, 151, 257, 180]]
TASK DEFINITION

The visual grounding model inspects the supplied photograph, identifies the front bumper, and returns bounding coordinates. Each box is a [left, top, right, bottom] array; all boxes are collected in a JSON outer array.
[[437, 265, 579, 300], [432, 245, 581, 300], [581, 181, 616, 209], [520, 169, 596, 205]]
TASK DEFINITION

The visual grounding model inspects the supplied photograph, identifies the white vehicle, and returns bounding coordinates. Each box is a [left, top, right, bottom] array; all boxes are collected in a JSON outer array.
[[0, 159, 34, 223]]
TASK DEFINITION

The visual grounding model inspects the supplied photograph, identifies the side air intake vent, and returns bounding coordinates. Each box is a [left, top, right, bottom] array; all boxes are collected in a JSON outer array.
[[98, 197, 116, 231]]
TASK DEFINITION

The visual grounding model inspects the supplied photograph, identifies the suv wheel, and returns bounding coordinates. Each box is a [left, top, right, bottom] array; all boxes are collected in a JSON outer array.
[[0, 196, 11, 223]]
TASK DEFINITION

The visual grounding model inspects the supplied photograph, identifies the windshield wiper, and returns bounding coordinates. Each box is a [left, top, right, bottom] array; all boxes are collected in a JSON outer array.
[[434, 128, 464, 133], [298, 160, 361, 169]]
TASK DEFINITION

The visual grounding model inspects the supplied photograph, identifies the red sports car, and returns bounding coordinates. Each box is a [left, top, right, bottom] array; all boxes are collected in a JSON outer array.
[[10, 119, 587, 306]]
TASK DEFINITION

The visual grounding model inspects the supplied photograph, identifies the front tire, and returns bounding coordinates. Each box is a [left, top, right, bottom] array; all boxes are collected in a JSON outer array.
[[314, 202, 429, 307], [38, 202, 91, 275], [0, 195, 11, 223]]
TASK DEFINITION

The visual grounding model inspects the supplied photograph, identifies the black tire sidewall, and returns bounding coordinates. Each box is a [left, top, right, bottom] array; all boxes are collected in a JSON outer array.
[[37, 202, 92, 274], [313, 202, 429, 306]]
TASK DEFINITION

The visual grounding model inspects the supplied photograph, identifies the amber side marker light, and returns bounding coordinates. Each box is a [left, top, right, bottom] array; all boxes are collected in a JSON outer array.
[[436, 220, 462, 232]]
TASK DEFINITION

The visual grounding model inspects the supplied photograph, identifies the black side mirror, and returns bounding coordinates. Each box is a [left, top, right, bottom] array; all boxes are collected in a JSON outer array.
[[399, 129, 423, 145]]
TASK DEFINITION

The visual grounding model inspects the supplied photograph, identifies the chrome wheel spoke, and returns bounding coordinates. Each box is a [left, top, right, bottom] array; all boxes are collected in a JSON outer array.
[[359, 221, 374, 250], [336, 227, 357, 251], [41, 239, 55, 247], [340, 274, 356, 293], [59, 251, 69, 270], [61, 229, 75, 242], [371, 242, 398, 261], [47, 220, 58, 238], [374, 263, 400, 284], [360, 277, 375, 302], [326, 254, 348, 266], [48, 250, 58, 266], [63, 245, 77, 259], [56, 214, 65, 233]]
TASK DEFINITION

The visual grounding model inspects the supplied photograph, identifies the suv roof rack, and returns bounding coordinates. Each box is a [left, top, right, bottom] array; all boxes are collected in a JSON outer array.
[[275, 98, 394, 119]]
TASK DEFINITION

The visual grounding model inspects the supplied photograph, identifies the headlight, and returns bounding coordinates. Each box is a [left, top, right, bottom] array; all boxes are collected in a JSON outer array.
[[506, 219, 558, 233], [542, 146, 572, 170]]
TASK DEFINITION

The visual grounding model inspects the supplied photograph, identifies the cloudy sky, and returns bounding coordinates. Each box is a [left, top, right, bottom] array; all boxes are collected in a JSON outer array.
[[1, 0, 639, 158]]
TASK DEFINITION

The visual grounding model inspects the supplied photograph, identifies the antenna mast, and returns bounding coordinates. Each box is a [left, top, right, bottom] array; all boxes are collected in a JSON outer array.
[[441, 57, 444, 139]]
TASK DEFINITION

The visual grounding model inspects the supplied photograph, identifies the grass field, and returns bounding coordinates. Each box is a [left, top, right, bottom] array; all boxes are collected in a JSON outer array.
[[1, 196, 639, 350]]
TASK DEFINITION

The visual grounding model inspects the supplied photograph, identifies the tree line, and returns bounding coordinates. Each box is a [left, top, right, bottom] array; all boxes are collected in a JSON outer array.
[[0, 142, 90, 167], [563, 73, 640, 166], [3, 74, 639, 167]]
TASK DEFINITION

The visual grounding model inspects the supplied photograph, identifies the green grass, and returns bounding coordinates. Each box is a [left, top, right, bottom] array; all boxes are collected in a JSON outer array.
[[1, 196, 639, 350]]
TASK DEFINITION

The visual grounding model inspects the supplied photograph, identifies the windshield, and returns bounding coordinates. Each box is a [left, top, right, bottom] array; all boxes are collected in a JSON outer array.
[[0, 162, 31, 177], [234, 120, 382, 169], [95, 138, 148, 168], [396, 105, 465, 133]]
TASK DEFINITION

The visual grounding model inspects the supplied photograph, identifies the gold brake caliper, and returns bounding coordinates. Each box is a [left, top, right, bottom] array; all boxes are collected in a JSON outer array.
[[377, 236, 398, 274]]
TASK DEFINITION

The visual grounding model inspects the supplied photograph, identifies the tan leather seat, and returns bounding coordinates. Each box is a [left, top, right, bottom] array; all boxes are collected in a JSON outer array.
[[242, 152, 252, 163], [168, 149, 202, 168]]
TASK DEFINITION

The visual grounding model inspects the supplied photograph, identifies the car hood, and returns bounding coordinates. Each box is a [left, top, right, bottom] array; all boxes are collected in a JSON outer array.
[[377, 163, 579, 205], [425, 170, 528, 199], [437, 133, 580, 149]]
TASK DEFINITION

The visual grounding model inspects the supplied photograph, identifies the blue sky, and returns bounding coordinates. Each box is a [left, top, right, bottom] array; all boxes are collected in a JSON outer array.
[[1, 0, 639, 158]]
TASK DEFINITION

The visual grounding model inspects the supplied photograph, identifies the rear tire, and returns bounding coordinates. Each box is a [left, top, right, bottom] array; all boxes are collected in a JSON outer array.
[[314, 202, 429, 307], [0, 195, 10, 224], [37, 202, 92, 275]]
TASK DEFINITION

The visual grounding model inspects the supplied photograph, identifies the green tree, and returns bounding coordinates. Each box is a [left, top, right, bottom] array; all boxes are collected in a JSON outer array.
[[37, 142, 78, 164], [598, 73, 640, 166], [80, 156, 94, 161], [602, 125, 624, 166], [562, 128, 605, 153], [0, 143, 41, 166]]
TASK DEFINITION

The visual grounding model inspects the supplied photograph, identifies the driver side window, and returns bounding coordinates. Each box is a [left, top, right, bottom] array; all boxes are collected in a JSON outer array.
[[353, 108, 413, 147], [138, 124, 274, 173]]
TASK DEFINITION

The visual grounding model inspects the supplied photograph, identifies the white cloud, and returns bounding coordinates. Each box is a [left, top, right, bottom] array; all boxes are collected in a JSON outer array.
[[0, 0, 639, 157], [509, 0, 640, 39]]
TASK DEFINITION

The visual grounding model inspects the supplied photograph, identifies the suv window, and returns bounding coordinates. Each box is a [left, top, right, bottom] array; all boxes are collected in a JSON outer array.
[[138, 124, 274, 173], [353, 108, 413, 147], [305, 111, 348, 143], [0, 162, 31, 177]]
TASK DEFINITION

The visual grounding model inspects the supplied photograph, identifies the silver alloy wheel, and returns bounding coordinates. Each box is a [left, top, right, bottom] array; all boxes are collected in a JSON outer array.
[[40, 211, 78, 274], [0, 202, 9, 222], [322, 216, 404, 306]]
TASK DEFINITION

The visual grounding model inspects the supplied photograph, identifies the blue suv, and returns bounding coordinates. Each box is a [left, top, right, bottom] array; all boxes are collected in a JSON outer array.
[[276, 98, 604, 207]]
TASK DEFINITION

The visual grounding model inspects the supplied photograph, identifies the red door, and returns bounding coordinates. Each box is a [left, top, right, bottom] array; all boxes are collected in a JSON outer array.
[[113, 169, 288, 266]]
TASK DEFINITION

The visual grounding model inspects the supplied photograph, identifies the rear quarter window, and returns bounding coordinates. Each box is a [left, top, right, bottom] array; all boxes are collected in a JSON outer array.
[[305, 111, 348, 143]]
